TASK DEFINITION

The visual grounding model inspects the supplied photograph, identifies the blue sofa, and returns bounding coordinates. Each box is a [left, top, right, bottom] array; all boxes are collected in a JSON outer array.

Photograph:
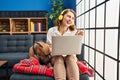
[[0, 34, 89, 80], [0, 34, 33, 77]]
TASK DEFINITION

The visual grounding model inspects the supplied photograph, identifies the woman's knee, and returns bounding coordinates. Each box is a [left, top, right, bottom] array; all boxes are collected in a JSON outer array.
[[65, 55, 76, 63], [52, 56, 64, 64]]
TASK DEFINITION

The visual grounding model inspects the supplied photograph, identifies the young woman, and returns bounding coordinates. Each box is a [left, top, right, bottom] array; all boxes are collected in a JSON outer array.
[[47, 9, 83, 80]]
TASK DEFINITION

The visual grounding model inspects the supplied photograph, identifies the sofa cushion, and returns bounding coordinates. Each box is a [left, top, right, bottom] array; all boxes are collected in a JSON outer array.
[[10, 73, 54, 80], [34, 34, 47, 43], [10, 73, 89, 80], [0, 35, 33, 53], [0, 53, 29, 67]]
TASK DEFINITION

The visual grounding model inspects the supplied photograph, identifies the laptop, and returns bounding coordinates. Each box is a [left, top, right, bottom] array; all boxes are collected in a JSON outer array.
[[52, 35, 83, 55]]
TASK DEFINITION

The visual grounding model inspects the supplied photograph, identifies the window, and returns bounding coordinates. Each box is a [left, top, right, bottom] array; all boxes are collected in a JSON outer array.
[[76, 0, 120, 80]]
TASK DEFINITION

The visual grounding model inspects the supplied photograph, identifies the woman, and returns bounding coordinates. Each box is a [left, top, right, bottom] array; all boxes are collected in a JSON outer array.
[[47, 9, 83, 80]]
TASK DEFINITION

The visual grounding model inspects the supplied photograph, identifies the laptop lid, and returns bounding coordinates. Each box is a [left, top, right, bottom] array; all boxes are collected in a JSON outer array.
[[52, 35, 83, 56]]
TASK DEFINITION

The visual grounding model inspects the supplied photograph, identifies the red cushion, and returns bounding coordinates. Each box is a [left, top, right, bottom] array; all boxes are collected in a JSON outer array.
[[13, 57, 53, 77], [13, 57, 94, 77], [77, 61, 94, 77]]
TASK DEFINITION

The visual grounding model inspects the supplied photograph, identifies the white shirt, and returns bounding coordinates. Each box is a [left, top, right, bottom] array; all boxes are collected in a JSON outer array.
[[47, 26, 77, 44], [47, 26, 78, 61]]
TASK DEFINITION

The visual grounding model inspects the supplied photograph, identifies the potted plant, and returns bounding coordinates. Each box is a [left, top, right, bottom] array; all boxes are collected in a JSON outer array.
[[19, 26, 25, 32], [2, 27, 8, 32], [45, 0, 64, 27]]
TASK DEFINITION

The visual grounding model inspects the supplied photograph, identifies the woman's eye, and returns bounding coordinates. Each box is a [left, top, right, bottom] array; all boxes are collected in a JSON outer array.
[[67, 15, 75, 20], [72, 17, 75, 20], [67, 15, 71, 18]]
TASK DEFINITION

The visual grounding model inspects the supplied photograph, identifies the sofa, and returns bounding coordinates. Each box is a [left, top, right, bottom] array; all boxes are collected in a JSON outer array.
[[0, 34, 33, 77], [0, 34, 89, 80]]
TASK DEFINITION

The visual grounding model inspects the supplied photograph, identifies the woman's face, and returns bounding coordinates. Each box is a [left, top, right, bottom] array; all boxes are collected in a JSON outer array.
[[62, 11, 75, 27]]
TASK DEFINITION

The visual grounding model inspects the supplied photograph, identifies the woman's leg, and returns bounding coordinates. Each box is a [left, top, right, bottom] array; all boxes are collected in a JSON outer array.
[[65, 55, 79, 80], [52, 56, 66, 80]]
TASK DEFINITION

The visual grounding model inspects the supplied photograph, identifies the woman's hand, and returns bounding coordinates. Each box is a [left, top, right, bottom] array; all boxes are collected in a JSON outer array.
[[75, 30, 84, 36]]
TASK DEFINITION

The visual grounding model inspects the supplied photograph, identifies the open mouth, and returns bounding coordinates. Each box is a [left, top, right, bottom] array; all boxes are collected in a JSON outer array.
[[66, 21, 72, 25]]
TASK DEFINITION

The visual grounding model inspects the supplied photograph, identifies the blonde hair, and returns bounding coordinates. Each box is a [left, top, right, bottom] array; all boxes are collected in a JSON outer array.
[[54, 9, 76, 31]]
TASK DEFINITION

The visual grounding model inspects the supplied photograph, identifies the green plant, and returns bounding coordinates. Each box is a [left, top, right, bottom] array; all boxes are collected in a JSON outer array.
[[45, 0, 64, 27], [2, 26, 9, 32], [19, 26, 25, 32], [2, 27, 7, 30]]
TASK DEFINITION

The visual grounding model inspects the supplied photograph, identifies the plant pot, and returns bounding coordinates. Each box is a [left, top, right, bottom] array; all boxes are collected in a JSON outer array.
[[2, 30, 6, 32], [20, 30, 24, 32]]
